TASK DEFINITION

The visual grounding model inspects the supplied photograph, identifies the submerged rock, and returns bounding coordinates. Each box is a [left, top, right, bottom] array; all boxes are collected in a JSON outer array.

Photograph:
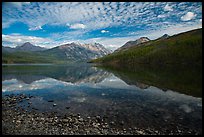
[[2, 94, 202, 135]]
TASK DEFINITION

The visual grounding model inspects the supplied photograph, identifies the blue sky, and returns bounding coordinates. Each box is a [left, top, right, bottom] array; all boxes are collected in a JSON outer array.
[[2, 2, 202, 50]]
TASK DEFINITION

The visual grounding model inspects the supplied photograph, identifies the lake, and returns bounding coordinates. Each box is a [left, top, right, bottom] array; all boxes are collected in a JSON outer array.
[[2, 63, 202, 134]]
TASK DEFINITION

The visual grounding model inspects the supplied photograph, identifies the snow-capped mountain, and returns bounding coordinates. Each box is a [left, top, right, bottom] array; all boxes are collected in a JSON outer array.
[[44, 42, 111, 61]]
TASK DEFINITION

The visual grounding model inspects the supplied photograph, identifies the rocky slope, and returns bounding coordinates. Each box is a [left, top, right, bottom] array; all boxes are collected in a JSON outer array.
[[115, 37, 150, 52], [44, 42, 111, 61]]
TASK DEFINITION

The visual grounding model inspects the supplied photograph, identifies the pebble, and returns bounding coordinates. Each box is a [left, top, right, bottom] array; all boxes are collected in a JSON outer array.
[[96, 115, 101, 119], [2, 94, 202, 135], [16, 120, 21, 124], [137, 130, 144, 135], [110, 121, 115, 125], [62, 119, 69, 123], [78, 118, 83, 122]]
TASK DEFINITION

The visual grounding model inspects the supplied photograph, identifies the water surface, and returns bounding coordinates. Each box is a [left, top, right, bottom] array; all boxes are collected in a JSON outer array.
[[2, 63, 202, 133]]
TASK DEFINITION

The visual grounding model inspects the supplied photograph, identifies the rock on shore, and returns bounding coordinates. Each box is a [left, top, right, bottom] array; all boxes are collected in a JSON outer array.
[[2, 94, 200, 135]]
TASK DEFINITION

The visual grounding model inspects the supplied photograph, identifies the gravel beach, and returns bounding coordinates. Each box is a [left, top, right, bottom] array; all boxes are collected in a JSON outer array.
[[2, 94, 201, 135]]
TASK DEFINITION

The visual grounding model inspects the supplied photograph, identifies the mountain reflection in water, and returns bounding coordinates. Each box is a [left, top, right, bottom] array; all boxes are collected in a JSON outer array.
[[2, 63, 202, 133], [2, 64, 111, 84]]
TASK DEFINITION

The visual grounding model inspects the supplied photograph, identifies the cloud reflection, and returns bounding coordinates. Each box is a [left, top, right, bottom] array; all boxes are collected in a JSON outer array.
[[2, 78, 74, 92]]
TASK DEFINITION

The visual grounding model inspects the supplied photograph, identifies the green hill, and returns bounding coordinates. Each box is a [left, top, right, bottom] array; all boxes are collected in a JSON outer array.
[[98, 63, 202, 97], [90, 28, 202, 68], [2, 51, 68, 64], [89, 28, 202, 97]]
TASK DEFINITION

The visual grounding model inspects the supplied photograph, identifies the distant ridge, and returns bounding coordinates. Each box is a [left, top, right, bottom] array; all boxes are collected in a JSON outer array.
[[157, 34, 170, 40], [115, 37, 150, 52], [91, 28, 202, 66], [2, 41, 111, 63], [15, 42, 46, 52]]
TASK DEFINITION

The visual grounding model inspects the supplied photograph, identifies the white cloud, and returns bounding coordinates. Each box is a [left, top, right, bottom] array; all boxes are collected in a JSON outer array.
[[199, 19, 202, 22], [144, 23, 202, 39], [2, 2, 201, 32], [2, 21, 13, 29], [28, 26, 43, 31], [181, 12, 197, 21], [2, 33, 85, 49], [1, 2, 165, 31], [2, 34, 52, 48], [50, 29, 89, 41], [69, 23, 86, 29], [9, 2, 30, 8], [164, 4, 173, 11], [2, 78, 74, 92], [2, 20, 202, 51], [157, 14, 166, 18], [101, 30, 109, 33], [2, 2, 202, 50]]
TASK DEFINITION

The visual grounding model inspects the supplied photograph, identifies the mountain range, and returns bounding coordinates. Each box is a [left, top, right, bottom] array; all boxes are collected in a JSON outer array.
[[90, 28, 202, 67], [115, 34, 170, 52], [2, 42, 111, 63], [2, 42, 47, 53], [3, 29, 201, 65]]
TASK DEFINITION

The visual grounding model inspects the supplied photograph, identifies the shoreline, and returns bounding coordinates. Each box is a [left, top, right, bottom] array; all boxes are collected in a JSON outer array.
[[2, 94, 201, 135]]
